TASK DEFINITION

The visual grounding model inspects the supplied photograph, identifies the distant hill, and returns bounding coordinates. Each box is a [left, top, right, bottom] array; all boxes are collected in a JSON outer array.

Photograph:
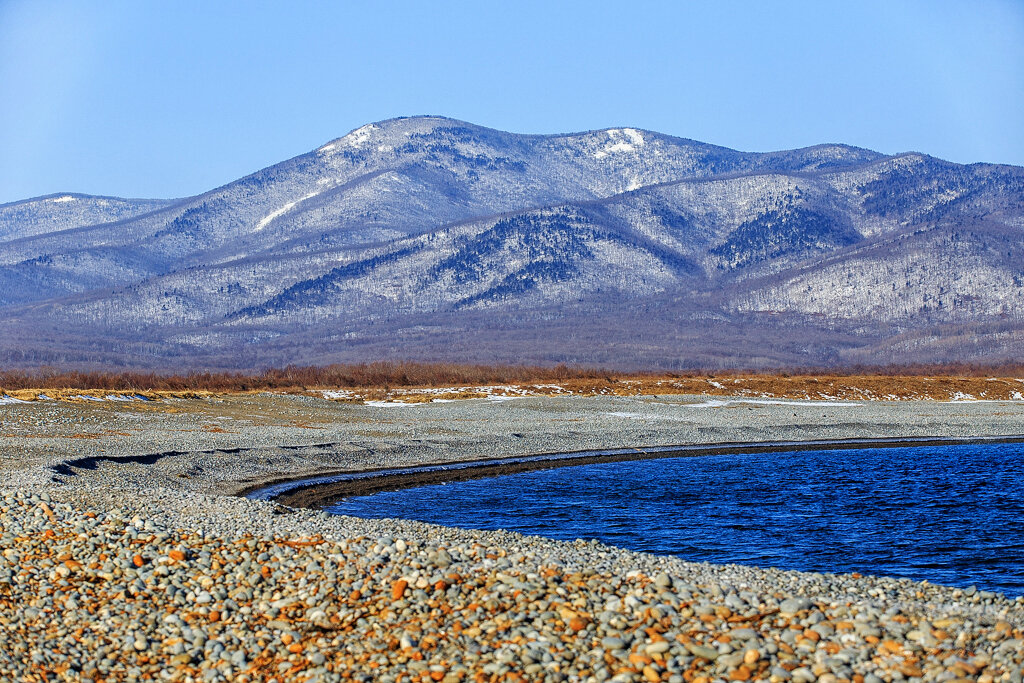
[[2, 116, 1022, 370]]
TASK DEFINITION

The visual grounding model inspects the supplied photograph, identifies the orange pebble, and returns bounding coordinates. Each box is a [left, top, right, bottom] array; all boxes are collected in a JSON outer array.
[[392, 579, 409, 601], [729, 665, 751, 681], [132, 554, 145, 568], [168, 549, 186, 562], [879, 639, 902, 654], [287, 642, 303, 654]]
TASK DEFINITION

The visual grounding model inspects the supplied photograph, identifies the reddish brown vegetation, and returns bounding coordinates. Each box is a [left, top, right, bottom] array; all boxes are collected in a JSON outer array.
[[2, 361, 1024, 394], [0, 362, 607, 393]]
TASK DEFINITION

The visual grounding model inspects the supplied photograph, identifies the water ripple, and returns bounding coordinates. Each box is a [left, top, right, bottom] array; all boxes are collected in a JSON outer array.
[[329, 443, 1024, 596]]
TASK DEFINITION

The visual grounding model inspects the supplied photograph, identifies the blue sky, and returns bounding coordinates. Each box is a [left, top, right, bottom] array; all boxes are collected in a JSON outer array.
[[1, 0, 1022, 203]]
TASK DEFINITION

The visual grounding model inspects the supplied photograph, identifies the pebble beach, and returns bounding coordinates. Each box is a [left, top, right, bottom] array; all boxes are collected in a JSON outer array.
[[2, 393, 1024, 682]]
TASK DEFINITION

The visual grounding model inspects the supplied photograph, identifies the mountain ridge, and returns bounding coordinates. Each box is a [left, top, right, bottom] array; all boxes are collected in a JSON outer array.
[[1, 116, 1021, 370]]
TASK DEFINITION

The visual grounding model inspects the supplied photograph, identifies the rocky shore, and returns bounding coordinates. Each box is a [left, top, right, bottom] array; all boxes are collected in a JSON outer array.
[[2, 394, 1024, 681]]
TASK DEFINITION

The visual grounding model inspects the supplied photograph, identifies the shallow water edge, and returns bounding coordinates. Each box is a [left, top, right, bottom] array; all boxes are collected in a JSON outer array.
[[245, 433, 1024, 509]]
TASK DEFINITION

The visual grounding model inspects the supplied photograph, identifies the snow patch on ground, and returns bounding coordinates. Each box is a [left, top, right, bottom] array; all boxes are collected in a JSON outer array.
[[0, 395, 29, 405], [321, 390, 358, 400], [605, 398, 863, 419], [319, 384, 540, 405], [532, 384, 570, 392], [50, 195, 76, 203], [651, 398, 862, 410]]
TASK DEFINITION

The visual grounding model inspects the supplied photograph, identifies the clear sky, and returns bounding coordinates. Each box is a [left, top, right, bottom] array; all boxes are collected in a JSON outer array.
[[1, 0, 1022, 204]]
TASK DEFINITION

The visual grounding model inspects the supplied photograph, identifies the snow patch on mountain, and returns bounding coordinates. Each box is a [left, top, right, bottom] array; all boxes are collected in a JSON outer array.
[[346, 124, 376, 148], [317, 124, 379, 157], [622, 128, 645, 146], [594, 128, 646, 159], [255, 186, 332, 231]]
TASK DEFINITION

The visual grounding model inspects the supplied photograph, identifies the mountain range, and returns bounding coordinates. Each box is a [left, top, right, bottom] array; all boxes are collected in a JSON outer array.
[[2, 116, 1022, 370]]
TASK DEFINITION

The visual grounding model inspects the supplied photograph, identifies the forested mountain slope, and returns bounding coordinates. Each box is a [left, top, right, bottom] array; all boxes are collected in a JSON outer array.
[[2, 116, 1021, 369]]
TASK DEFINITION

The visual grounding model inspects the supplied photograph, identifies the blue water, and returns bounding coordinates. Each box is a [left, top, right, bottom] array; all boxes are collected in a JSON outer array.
[[328, 443, 1024, 596]]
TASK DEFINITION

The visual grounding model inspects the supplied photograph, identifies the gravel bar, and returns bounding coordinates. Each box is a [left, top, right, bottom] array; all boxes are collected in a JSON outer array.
[[2, 393, 1024, 682]]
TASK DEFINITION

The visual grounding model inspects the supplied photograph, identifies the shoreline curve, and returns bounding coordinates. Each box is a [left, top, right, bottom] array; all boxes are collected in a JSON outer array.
[[245, 433, 1024, 509]]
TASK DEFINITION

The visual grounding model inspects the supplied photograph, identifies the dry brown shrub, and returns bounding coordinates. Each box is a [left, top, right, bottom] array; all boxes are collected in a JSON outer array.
[[2, 362, 1022, 402], [0, 362, 608, 393]]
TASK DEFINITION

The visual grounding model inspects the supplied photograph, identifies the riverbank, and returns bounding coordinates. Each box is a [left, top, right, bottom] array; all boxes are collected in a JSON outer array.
[[2, 394, 1024, 681], [253, 435, 1024, 509]]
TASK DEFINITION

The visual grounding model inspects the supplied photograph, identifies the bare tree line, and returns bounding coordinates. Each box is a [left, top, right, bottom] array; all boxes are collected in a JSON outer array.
[[2, 361, 1023, 393]]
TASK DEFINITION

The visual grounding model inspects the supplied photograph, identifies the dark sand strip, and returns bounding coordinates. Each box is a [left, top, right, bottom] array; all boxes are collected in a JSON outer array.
[[249, 434, 1024, 509]]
